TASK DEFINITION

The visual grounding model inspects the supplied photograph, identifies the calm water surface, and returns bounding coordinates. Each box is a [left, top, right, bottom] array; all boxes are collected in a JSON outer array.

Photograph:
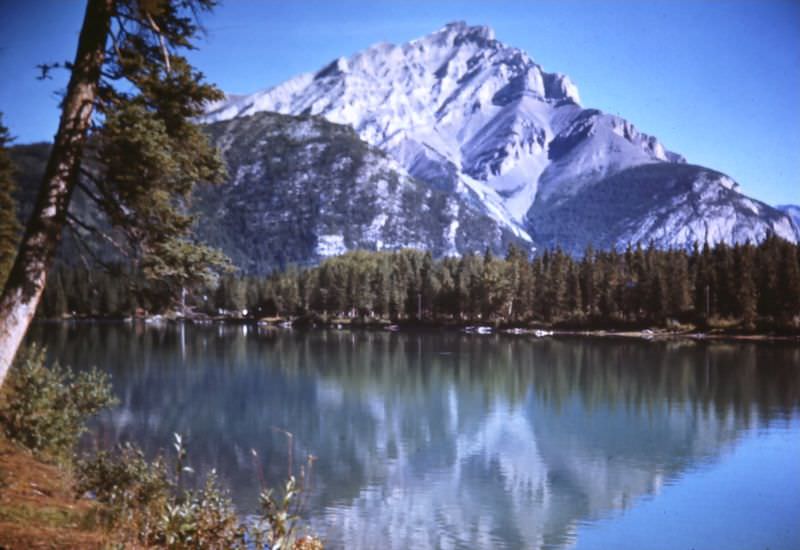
[[29, 323, 800, 550]]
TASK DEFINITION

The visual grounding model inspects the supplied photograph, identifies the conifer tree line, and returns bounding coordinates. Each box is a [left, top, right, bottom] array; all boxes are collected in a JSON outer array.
[[40, 235, 800, 330]]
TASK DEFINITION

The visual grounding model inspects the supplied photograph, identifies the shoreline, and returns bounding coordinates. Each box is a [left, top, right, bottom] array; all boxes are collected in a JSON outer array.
[[34, 316, 800, 343]]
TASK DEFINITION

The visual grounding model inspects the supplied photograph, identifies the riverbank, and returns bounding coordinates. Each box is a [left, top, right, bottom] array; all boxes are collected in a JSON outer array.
[[0, 434, 107, 549]]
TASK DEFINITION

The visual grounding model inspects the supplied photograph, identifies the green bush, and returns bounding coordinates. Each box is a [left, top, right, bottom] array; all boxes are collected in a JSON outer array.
[[0, 344, 117, 462], [77, 438, 246, 548], [76, 436, 323, 549], [75, 443, 171, 516]]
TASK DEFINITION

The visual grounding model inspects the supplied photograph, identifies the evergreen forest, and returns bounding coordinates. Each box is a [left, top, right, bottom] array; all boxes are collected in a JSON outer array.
[[38, 235, 800, 332]]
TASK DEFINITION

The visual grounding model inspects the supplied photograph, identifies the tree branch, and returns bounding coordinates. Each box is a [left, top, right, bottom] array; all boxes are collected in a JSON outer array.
[[66, 211, 130, 259], [76, 174, 111, 212], [65, 219, 106, 271], [144, 12, 171, 73]]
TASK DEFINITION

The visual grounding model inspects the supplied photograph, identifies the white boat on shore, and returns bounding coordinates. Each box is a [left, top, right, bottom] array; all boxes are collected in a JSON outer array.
[[464, 325, 493, 334]]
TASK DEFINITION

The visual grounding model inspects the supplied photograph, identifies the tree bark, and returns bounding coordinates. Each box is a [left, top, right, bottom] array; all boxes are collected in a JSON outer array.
[[0, 0, 112, 385]]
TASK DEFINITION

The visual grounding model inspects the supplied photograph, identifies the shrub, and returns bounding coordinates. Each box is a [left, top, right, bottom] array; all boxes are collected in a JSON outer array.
[[257, 475, 324, 550], [75, 443, 171, 522], [76, 435, 323, 549], [0, 344, 117, 462], [76, 436, 246, 548]]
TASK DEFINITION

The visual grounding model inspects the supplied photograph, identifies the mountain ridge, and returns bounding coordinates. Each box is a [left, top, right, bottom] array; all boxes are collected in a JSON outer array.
[[203, 21, 797, 254], [8, 23, 797, 273]]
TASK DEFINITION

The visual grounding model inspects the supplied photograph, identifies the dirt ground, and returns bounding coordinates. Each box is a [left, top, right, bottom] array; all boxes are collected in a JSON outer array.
[[0, 435, 108, 550]]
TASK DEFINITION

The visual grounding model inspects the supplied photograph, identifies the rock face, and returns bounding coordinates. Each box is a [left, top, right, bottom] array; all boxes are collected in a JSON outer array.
[[778, 205, 800, 234], [196, 112, 527, 272], [203, 21, 798, 258], [530, 164, 799, 254]]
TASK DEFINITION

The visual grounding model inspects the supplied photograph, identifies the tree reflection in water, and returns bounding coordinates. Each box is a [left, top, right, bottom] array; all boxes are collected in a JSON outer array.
[[29, 323, 800, 549]]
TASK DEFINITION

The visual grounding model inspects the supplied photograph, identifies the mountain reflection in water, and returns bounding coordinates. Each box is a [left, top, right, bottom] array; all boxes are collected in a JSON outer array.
[[29, 323, 800, 550]]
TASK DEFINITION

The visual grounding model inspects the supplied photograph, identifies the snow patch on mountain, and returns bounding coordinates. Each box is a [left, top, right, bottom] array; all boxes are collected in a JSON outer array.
[[778, 204, 800, 233], [316, 234, 347, 257]]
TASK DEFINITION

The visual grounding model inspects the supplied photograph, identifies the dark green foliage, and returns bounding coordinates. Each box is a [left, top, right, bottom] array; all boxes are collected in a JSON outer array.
[[36, 236, 800, 330], [76, 443, 171, 514], [0, 345, 117, 462], [5, 142, 113, 269], [0, 114, 20, 286]]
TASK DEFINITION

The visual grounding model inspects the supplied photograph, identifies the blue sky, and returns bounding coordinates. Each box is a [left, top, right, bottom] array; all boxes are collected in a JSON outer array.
[[0, 0, 798, 205]]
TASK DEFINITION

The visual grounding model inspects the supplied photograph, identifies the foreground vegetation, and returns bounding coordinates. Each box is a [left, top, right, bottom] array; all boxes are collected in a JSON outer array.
[[0, 347, 322, 549], [40, 235, 800, 332]]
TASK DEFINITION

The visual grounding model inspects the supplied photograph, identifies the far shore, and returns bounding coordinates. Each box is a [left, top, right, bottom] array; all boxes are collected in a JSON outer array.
[[34, 314, 800, 343]]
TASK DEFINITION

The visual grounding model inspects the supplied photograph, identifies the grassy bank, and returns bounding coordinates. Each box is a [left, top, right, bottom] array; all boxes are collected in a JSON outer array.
[[0, 435, 107, 549]]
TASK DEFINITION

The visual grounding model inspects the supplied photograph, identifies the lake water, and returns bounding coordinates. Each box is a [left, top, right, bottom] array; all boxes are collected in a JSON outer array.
[[29, 322, 800, 550]]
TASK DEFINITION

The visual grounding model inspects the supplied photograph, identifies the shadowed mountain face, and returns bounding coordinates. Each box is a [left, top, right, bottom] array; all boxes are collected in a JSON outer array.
[[203, 21, 798, 260], [8, 118, 532, 274], [196, 112, 529, 272], [29, 325, 800, 549]]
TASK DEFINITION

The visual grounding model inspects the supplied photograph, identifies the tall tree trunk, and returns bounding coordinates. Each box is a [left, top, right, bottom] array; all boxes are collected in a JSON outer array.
[[0, 0, 111, 385]]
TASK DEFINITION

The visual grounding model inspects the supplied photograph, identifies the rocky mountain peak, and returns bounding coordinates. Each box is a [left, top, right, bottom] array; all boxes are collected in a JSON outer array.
[[434, 21, 496, 45]]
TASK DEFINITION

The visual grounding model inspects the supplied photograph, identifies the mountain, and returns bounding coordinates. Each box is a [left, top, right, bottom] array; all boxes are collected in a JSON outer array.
[[9, 117, 530, 275], [204, 21, 798, 255], [11, 22, 797, 272], [778, 204, 800, 233], [196, 112, 527, 272], [531, 164, 797, 254]]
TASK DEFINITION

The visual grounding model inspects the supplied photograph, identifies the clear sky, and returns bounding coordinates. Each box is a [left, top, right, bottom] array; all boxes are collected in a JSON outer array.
[[0, 0, 798, 206]]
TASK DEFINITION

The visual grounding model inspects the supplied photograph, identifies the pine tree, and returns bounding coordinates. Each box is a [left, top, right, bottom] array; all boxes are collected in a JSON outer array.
[[0, 115, 20, 287], [644, 245, 667, 321], [666, 250, 691, 316], [481, 253, 511, 319], [545, 249, 568, 321], [694, 242, 715, 320], [434, 260, 457, 319], [50, 270, 68, 318], [227, 276, 247, 313], [777, 240, 800, 321], [371, 261, 391, 318], [713, 242, 736, 317], [420, 252, 438, 319], [579, 246, 597, 317], [756, 233, 781, 318], [566, 261, 582, 318], [278, 267, 301, 316], [458, 252, 483, 320], [505, 244, 527, 321], [734, 243, 758, 328], [0, 0, 227, 383]]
